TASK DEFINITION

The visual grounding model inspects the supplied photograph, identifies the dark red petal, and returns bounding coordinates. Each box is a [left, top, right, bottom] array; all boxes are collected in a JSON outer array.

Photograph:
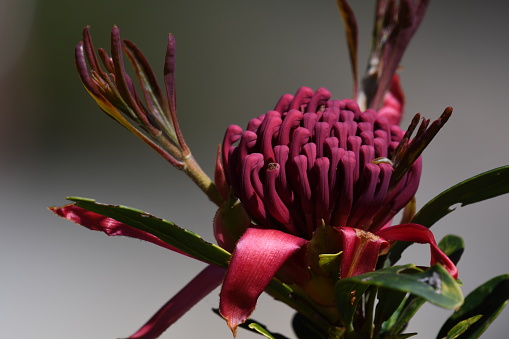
[[273, 93, 293, 113], [240, 154, 267, 223], [257, 111, 281, 163], [129, 265, 225, 339], [222, 124, 243, 185], [289, 127, 310, 160], [376, 223, 458, 279], [264, 163, 295, 234], [219, 228, 307, 335], [277, 109, 303, 146], [292, 155, 313, 237], [313, 157, 330, 226], [330, 151, 355, 227], [289, 87, 314, 110], [306, 87, 331, 113], [49, 204, 191, 258]]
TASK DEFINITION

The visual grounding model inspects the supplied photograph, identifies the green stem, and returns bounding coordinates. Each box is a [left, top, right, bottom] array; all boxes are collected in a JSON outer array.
[[183, 154, 224, 207]]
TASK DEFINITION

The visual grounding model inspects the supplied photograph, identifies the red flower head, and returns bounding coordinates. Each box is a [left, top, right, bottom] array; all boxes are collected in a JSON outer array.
[[221, 86, 420, 240]]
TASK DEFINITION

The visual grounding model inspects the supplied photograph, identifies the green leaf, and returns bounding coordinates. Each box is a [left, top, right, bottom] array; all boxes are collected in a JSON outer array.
[[67, 197, 231, 267], [384, 295, 426, 336], [437, 235, 465, 265], [336, 265, 463, 310], [440, 315, 482, 339], [389, 165, 509, 265], [375, 288, 407, 333], [247, 323, 279, 339], [437, 274, 509, 339], [414, 165, 509, 226]]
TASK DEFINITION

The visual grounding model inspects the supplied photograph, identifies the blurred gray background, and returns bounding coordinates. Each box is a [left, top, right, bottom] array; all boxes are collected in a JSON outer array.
[[1, 0, 508, 338]]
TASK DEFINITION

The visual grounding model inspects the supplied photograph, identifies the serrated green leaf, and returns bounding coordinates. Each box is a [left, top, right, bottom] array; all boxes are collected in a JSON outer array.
[[67, 197, 231, 267], [438, 235, 465, 265], [441, 315, 482, 339], [389, 165, 509, 265], [336, 264, 463, 310], [437, 274, 509, 339]]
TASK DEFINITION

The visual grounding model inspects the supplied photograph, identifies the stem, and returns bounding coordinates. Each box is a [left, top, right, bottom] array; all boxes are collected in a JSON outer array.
[[183, 154, 224, 206]]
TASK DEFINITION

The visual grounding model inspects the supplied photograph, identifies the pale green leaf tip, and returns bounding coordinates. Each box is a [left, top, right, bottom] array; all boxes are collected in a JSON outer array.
[[248, 323, 277, 339]]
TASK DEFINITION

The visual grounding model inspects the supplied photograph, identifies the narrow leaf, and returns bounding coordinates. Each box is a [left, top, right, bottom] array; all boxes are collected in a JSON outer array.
[[437, 274, 509, 339], [384, 295, 426, 336], [247, 323, 279, 339], [67, 197, 230, 267], [441, 315, 482, 339], [414, 165, 509, 227]]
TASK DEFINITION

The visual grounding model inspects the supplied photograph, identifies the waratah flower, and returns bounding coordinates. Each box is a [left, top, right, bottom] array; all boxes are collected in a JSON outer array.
[[216, 86, 457, 333]]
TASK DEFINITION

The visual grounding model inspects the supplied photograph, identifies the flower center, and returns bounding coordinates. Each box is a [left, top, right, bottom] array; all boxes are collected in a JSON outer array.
[[222, 87, 421, 239]]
